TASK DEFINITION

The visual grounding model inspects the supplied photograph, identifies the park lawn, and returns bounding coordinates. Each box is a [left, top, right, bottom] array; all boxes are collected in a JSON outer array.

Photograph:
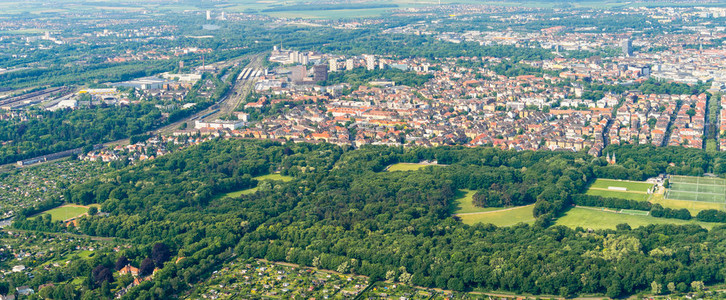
[[556, 207, 715, 230], [31, 205, 89, 221], [456, 205, 535, 226], [212, 173, 292, 200], [585, 189, 649, 201], [650, 193, 725, 214], [451, 189, 502, 214], [253, 173, 293, 182], [588, 179, 653, 192]]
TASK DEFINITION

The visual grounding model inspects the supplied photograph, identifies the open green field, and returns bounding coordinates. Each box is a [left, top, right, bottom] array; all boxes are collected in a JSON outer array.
[[585, 189, 649, 201], [386, 163, 442, 172], [556, 207, 715, 230], [588, 179, 653, 192], [220, 187, 259, 199], [214, 173, 292, 199], [32, 205, 89, 222], [254, 173, 293, 182], [451, 189, 503, 214], [651, 193, 725, 214], [456, 205, 535, 226]]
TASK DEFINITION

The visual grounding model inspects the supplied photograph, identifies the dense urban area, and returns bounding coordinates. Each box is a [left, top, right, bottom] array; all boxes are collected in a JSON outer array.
[[1, 0, 726, 299]]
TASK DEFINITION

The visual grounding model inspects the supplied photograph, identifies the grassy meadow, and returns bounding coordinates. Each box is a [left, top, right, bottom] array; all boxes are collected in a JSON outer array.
[[456, 205, 535, 226], [556, 207, 715, 230], [31, 204, 96, 221], [585, 189, 650, 201]]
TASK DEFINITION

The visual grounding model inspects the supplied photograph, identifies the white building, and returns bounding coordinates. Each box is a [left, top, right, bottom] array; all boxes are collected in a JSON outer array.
[[365, 55, 376, 71], [195, 120, 245, 130]]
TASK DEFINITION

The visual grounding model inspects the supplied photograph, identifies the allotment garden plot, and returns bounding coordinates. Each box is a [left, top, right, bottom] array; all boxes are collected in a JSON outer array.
[[666, 176, 726, 203]]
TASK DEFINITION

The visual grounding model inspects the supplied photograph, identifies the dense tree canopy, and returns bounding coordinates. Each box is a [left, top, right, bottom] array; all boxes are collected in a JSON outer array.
[[11, 140, 726, 299]]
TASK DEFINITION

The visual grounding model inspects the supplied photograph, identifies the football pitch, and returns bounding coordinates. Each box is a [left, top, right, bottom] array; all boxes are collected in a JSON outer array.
[[666, 176, 726, 203]]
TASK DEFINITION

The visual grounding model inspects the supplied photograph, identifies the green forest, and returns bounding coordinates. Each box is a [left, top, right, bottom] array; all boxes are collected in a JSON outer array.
[[9, 140, 726, 299]]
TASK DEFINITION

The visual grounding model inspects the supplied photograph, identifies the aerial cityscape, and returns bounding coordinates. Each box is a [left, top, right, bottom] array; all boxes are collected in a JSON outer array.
[[1, 0, 726, 299]]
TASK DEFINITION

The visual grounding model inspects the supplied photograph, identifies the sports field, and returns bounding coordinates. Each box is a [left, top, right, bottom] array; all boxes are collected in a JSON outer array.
[[456, 205, 535, 226], [585, 179, 653, 201], [588, 179, 654, 192], [666, 176, 726, 203], [556, 207, 715, 230]]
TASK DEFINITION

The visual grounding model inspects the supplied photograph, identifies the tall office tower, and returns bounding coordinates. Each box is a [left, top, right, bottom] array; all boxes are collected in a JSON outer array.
[[621, 39, 633, 57], [291, 51, 300, 63], [328, 58, 338, 72], [379, 59, 386, 70], [313, 64, 328, 82], [365, 55, 376, 71], [291, 65, 306, 83], [300, 53, 309, 65], [346, 58, 355, 71], [206, 10, 211, 20]]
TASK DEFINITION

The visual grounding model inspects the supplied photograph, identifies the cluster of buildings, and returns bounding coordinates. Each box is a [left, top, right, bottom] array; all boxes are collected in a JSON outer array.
[[609, 93, 675, 147], [667, 94, 707, 148], [181, 45, 726, 156], [80, 134, 216, 164]]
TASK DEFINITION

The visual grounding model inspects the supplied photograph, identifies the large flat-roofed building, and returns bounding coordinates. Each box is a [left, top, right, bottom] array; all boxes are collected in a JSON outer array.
[[329, 58, 338, 72], [313, 64, 328, 82], [291, 65, 306, 83], [195, 120, 245, 130], [112, 77, 176, 90], [365, 55, 376, 71], [621, 39, 633, 57]]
